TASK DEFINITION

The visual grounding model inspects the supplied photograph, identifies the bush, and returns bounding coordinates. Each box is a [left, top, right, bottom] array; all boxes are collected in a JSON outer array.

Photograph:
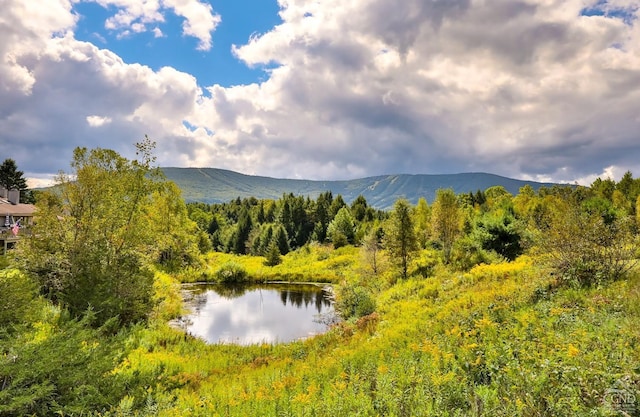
[[450, 235, 494, 271], [0, 269, 37, 328], [541, 204, 637, 287], [335, 282, 377, 320], [214, 261, 249, 283]]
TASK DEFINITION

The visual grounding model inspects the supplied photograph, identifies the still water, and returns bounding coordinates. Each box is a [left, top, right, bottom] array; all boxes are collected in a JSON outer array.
[[176, 283, 335, 345]]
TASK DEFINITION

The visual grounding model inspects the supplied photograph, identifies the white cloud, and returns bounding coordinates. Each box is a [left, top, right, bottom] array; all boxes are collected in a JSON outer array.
[[162, 0, 221, 51], [0, 3, 208, 176], [26, 175, 56, 189], [0, 0, 76, 96], [91, 0, 219, 50], [86, 115, 113, 127]]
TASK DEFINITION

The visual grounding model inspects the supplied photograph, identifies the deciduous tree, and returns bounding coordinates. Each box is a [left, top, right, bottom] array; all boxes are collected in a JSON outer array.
[[431, 188, 462, 264], [384, 198, 418, 279], [18, 139, 194, 325]]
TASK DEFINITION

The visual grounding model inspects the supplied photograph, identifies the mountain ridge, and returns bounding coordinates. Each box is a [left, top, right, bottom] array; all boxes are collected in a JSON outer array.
[[161, 167, 562, 210]]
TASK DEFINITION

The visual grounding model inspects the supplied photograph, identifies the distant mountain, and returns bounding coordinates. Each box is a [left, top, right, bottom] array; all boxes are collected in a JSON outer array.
[[161, 167, 561, 210]]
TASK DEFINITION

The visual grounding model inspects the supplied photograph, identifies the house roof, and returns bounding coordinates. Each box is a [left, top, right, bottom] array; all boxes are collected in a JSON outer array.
[[0, 199, 36, 217]]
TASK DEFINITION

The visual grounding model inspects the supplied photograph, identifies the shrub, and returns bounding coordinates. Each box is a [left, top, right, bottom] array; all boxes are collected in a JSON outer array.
[[450, 235, 493, 271], [335, 282, 377, 320], [541, 203, 637, 287], [0, 269, 37, 328], [214, 261, 249, 283]]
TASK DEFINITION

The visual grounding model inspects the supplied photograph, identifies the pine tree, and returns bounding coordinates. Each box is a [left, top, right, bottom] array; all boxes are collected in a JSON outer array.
[[0, 158, 33, 203], [264, 240, 282, 266]]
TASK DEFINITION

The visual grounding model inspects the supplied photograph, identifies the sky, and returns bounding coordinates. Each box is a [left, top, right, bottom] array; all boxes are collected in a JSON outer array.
[[2, 0, 640, 188]]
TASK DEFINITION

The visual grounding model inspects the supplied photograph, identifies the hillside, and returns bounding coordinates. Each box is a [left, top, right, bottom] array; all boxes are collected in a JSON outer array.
[[161, 167, 559, 209]]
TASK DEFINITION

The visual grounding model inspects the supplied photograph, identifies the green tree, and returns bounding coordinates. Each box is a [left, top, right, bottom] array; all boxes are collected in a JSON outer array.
[[384, 198, 418, 279], [263, 240, 282, 266], [273, 224, 290, 255], [540, 197, 637, 287], [0, 158, 33, 203], [327, 206, 356, 248], [431, 188, 462, 264], [149, 181, 203, 269], [473, 211, 523, 261], [17, 139, 184, 326], [413, 197, 431, 249], [350, 195, 369, 222]]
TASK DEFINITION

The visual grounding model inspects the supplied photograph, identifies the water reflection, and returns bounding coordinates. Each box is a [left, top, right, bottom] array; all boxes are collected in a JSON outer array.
[[177, 283, 334, 345]]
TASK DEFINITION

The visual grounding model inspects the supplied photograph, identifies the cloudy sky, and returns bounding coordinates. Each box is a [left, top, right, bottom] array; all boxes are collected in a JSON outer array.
[[2, 0, 640, 187]]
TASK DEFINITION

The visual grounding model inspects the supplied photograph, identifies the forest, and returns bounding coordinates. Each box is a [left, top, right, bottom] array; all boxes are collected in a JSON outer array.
[[1, 143, 639, 416]]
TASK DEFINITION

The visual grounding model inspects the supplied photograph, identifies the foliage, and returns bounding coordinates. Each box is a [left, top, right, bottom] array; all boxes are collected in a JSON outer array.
[[263, 241, 282, 267], [0, 310, 153, 416], [361, 225, 384, 276], [16, 139, 197, 326], [540, 197, 637, 287], [431, 188, 463, 264], [82, 252, 640, 417], [413, 197, 431, 249], [334, 281, 377, 320], [7, 167, 640, 416], [149, 182, 204, 271], [473, 211, 524, 261], [449, 234, 493, 271], [384, 198, 418, 279], [327, 206, 356, 248], [0, 269, 37, 328], [214, 261, 249, 283]]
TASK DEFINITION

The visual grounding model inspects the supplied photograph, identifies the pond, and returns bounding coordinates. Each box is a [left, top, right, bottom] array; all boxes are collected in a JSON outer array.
[[174, 283, 336, 345]]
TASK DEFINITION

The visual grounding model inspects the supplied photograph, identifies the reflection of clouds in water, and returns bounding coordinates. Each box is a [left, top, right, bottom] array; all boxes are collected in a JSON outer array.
[[184, 286, 333, 344]]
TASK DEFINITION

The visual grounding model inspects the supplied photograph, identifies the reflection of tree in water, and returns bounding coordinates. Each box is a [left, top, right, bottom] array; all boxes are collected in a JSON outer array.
[[190, 293, 208, 313], [210, 284, 250, 299], [182, 283, 255, 315], [181, 285, 210, 314], [183, 283, 332, 312], [277, 286, 332, 312]]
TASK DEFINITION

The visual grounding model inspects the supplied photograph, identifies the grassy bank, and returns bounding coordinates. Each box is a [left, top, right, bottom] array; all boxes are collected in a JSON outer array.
[[179, 244, 361, 284]]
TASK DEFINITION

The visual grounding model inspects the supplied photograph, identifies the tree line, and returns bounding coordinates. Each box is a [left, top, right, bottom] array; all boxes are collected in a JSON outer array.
[[188, 173, 640, 285]]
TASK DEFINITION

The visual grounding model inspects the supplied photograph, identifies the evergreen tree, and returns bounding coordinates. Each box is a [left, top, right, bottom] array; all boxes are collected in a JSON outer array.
[[264, 240, 282, 266], [327, 206, 356, 248], [351, 195, 369, 221], [274, 224, 290, 255], [329, 194, 347, 218], [232, 208, 252, 254], [0, 158, 33, 203]]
